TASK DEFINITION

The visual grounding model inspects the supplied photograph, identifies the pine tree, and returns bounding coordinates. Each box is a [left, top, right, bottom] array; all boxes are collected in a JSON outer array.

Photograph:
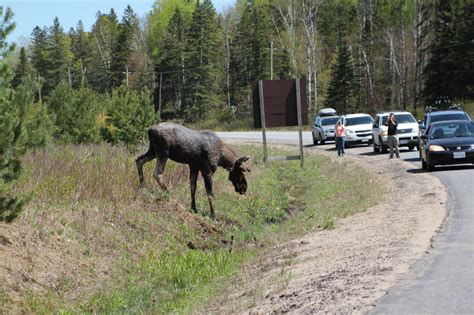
[[423, 1, 474, 103], [12, 47, 31, 88], [0, 7, 50, 221], [325, 44, 357, 114], [69, 20, 93, 88], [89, 10, 120, 92], [184, 0, 223, 121], [110, 5, 139, 88], [49, 17, 73, 91], [156, 7, 188, 115]]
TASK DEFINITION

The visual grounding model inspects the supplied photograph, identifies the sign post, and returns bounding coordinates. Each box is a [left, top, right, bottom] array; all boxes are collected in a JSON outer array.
[[296, 79, 304, 169], [258, 80, 269, 165]]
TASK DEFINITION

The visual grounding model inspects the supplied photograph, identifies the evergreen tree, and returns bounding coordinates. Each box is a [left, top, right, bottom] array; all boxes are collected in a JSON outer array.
[[69, 20, 93, 88], [49, 17, 73, 91], [110, 5, 139, 88], [30, 26, 49, 93], [325, 44, 358, 114], [89, 9, 120, 92], [156, 7, 188, 115], [1, 7, 50, 221], [184, 0, 223, 121], [423, 0, 474, 103], [12, 47, 31, 88]]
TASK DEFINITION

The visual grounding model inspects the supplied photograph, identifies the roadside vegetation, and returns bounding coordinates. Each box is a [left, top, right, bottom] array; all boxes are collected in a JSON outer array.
[[1, 144, 378, 313]]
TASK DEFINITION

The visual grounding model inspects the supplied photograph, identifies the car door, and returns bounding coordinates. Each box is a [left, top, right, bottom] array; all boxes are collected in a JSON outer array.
[[372, 115, 381, 145]]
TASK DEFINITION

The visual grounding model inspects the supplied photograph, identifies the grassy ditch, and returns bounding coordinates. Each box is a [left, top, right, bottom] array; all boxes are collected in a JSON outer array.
[[0, 144, 379, 313]]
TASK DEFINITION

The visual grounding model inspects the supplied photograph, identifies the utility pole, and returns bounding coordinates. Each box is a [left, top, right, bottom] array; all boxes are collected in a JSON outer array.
[[125, 65, 129, 87], [68, 67, 72, 87], [270, 41, 273, 80], [37, 73, 42, 103], [158, 72, 163, 113]]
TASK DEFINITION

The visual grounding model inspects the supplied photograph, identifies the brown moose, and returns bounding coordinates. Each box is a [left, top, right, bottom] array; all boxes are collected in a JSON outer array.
[[136, 123, 250, 219]]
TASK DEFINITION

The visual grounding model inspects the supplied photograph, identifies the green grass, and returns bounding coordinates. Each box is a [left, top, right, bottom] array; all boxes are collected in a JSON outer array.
[[5, 144, 380, 314]]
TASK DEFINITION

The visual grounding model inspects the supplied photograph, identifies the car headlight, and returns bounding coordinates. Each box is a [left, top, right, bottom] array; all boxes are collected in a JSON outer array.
[[471, 144, 474, 150], [346, 129, 354, 134], [323, 128, 329, 133], [429, 145, 445, 152], [382, 130, 388, 136]]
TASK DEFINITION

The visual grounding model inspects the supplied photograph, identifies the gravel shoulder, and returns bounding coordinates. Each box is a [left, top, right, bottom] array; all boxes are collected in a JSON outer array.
[[205, 144, 447, 314]]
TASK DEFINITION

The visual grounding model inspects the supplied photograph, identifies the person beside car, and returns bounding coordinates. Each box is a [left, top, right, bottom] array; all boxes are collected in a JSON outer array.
[[335, 120, 346, 157], [385, 113, 400, 158]]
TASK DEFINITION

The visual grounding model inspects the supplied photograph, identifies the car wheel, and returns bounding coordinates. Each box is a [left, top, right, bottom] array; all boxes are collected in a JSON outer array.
[[408, 145, 414, 151], [313, 135, 318, 145], [373, 138, 380, 152], [426, 163, 435, 172]]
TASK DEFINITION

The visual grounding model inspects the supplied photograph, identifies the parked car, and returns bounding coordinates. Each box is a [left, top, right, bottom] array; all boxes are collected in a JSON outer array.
[[312, 108, 340, 145], [420, 120, 474, 171], [419, 108, 471, 135], [338, 113, 374, 148], [372, 111, 419, 153]]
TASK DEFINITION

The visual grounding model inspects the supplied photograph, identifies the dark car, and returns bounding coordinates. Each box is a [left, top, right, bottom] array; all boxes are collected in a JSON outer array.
[[420, 120, 474, 171], [419, 109, 471, 134]]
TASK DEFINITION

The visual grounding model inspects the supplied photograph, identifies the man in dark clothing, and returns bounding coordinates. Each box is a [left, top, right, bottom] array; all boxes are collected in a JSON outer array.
[[386, 113, 399, 158]]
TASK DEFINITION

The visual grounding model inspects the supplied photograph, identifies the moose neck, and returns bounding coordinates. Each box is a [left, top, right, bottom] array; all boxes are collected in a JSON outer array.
[[219, 142, 239, 171]]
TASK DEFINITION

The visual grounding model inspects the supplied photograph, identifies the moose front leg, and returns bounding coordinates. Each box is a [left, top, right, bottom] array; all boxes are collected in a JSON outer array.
[[189, 167, 199, 213], [135, 149, 155, 185], [202, 173, 216, 220]]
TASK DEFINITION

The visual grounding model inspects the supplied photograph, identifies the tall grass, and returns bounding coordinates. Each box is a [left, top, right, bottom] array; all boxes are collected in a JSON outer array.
[[6, 144, 379, 313]]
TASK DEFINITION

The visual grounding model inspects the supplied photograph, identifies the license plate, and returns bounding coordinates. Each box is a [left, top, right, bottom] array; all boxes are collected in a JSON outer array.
[[453, 152, 466, 159], [362, 138, 368, 143], [400, 140, 408, 144]]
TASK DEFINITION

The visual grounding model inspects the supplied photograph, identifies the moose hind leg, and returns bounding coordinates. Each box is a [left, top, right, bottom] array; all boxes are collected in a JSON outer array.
[[153, 156, 168, 191], [202, 173, 216, 219], [190, 167, 199, 213], [136, 149, 155, 185]]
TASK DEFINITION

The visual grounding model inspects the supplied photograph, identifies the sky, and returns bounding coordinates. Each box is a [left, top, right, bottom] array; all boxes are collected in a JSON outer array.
[[3, 0, 235, 44]]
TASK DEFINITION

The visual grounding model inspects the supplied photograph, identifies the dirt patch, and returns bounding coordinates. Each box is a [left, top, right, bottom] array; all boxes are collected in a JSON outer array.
[[204, 145, 447, 314]]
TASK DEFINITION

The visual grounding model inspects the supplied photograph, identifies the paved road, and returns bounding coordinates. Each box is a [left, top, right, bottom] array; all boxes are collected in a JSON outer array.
[[217, 131, 474, 314]]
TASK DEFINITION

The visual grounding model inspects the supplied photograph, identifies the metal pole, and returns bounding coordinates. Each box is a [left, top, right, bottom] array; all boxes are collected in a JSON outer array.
[[296, 79, 304, 169], [258, 80, 268, 165], [125, 65, 129, 87], [270, 41, 273, 80], [158, 72, 163, 113]]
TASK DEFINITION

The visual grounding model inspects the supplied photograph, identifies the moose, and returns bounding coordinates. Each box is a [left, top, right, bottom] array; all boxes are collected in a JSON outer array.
[[136, 123, 250, 219]]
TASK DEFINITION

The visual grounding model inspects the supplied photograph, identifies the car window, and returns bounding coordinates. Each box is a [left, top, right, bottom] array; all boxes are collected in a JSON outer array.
[[380, 113, 416, 125], [321, 117, 340, 126], [429, 122, 474, 138], [430, 113, 469, 124], [345, 116, 373, 126]]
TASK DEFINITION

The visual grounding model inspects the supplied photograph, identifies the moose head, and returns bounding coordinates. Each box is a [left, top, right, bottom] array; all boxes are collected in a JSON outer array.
[[228, 156, 250, 195]]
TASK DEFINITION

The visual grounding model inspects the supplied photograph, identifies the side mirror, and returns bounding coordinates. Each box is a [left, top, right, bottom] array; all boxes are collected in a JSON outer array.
[[373, 124, 379, 128], [420, 134, 428, 140]]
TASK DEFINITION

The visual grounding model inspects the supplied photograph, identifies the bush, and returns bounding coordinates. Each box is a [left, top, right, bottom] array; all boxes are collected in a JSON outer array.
[[47, 83, 104, 144], [100, 86, 159, 145]]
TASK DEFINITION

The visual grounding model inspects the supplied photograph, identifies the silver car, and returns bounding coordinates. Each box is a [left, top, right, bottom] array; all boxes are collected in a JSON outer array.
[[312, 115, 341, 145]]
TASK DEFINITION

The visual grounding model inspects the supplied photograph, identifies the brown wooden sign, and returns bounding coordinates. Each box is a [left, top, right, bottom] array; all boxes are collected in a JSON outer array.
[[252, 78, 308, 128]]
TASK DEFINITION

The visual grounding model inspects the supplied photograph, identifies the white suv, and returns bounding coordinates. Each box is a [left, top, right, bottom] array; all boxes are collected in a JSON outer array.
[[372, 111, 419, 153], [339, 113, 374, 147]]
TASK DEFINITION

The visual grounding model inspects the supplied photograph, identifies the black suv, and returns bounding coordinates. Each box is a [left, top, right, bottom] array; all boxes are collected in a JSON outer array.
[[419, 107, 471, 134]]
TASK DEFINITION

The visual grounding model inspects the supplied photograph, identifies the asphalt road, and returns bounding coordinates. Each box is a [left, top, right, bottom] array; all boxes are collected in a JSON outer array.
[[217, 131, 474, 314]]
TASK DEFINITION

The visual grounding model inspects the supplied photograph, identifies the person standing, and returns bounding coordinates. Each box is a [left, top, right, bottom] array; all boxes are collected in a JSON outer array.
[[386, 113, 399, 158], [335, 120, 346, 157]]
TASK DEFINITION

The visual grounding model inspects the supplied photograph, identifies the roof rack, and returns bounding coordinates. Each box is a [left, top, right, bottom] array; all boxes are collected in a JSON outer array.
[[425, 96, 463, 112]]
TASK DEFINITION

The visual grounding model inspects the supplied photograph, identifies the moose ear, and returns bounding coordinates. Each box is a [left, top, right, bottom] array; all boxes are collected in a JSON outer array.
[[236, 156, 251, 172]]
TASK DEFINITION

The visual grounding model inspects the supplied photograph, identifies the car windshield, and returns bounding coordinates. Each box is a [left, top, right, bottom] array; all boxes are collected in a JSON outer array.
[[429, 122, 474, 139], [345, 116, 373, 126], [321, 117, 340, 126], [381, 114, 416, 125], [430, 113, 470, 124]]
